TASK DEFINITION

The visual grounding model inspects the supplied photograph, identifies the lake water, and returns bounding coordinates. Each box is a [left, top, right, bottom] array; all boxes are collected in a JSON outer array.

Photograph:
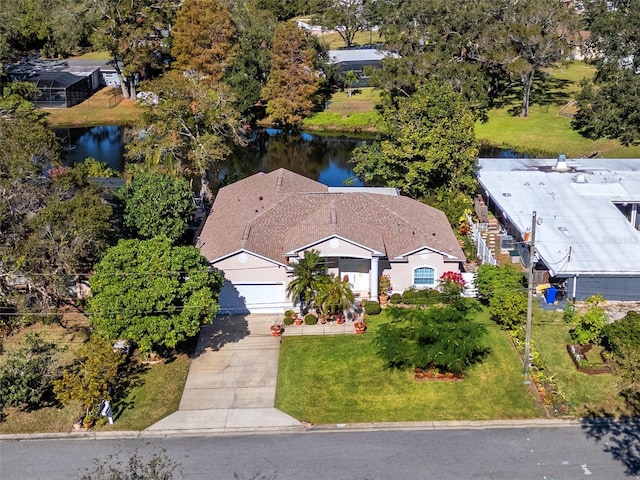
[[59, 126, 526, 187]]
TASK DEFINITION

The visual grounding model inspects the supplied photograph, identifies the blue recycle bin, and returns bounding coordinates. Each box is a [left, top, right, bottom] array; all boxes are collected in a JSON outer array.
[[545, 286, 558, 304]]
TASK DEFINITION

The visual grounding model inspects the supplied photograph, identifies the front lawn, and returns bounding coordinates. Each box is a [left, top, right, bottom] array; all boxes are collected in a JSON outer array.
[[532, 307, 625, 415], [0, 316, 190, 434], [276, 309, 541, 424]]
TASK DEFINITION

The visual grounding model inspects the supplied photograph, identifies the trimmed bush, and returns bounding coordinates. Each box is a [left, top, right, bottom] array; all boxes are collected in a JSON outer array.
[[364, 301, 381, 315], [390, 293, 402, 304], [304, 314, 318, 325], [284, 309, 295, 319], [402, 288, 440, 305], [283, 316, 294, 326]]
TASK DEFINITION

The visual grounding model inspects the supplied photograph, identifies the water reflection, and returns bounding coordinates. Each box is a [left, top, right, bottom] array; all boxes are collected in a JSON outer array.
[[56, 126, 124, 171], [216, 129, 366, 187], [58, 125, 530, 188]]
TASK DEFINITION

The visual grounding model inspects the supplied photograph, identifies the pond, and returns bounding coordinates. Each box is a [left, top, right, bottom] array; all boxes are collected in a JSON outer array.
[[59, 126, 529, 187]]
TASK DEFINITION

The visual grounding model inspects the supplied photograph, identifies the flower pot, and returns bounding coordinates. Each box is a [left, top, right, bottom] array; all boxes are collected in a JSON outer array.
[[270, 325, 283, 336], [354, 322, 366, 334], [379, 294, 389, 305], [294, 318, 303, 326]]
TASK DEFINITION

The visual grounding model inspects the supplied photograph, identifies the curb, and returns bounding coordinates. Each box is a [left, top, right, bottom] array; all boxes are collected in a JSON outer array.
[[0, 418, 583, 441]]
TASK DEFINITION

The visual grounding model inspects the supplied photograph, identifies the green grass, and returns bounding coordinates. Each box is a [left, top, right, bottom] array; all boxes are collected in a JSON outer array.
[[108, 354, 191, 431], [276, 309, 541, 423], [0, 315, 190, 433], [72, 50, 111, 60], [304, 88, 381, 132], [45, 87, 142, 128], [476, 61, 640, 158], [532, 306, 625, 414]]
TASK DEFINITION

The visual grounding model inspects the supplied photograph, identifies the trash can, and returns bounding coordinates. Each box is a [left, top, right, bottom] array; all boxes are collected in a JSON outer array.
[[545, 286, 558, 304]]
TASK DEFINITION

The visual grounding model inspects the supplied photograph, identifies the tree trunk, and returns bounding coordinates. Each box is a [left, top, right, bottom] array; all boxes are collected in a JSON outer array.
[[199, 167, 213, 204], [521, 71, 534, 118]]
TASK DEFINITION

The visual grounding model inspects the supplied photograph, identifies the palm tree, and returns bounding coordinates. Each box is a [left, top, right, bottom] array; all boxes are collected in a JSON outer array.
[[286, 249, 328, 313], [316, 274, 355, 319]]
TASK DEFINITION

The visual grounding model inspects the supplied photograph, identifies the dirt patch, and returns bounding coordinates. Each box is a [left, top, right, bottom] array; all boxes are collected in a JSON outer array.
[[574, 300, 640, 322]]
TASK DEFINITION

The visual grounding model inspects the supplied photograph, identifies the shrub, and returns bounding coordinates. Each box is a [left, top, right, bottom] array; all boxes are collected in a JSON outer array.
[[390, 293, 402, 304], [563, 302, 577, 323], [284, 309, 295, 319], [489, 288, 527, 330], [476, 264, 526, 303], [570, 297, 609, 345], [0, 334, 59, 411], [364, 301, 381, 315], [602, 311, 640, 355], [373, 305, 488, 374], [304, 313, 318, 325], [283, 316, 294, 326], [401, 289, 416, 304]]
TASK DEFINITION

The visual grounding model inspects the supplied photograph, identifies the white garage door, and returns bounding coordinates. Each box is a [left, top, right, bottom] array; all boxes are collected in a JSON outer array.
[[218, 281, 288, 314]]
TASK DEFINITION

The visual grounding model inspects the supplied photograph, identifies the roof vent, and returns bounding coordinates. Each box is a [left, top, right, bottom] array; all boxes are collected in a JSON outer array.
[[554, 154, 569, 171], [575, 173, 587, 183]]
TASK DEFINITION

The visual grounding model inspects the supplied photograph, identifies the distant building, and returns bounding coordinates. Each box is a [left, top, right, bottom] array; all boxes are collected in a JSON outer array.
[[6, 58, 120, 108], [477, 156, 640, 301], [328, 49, 398, 87]]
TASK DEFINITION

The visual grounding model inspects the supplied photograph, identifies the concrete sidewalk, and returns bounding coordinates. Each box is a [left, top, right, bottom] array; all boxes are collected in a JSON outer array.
[[145, 314, 302, 434]]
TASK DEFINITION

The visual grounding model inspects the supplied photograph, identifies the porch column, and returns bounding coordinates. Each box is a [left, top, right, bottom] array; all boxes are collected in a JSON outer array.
[[370, 257, 379, 301]]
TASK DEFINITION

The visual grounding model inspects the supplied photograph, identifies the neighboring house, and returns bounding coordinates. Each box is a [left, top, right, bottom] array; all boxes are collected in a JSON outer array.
[[197, 169, 465, 314], [327, 49, 398, 87], [6, 58, 120, 107], [477, 156, 640, 301]]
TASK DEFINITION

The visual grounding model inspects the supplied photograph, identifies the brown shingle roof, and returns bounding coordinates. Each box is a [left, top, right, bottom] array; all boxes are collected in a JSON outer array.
[[198, 169, 464, 264]]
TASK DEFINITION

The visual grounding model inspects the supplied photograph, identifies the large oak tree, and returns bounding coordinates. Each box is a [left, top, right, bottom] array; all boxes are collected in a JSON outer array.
[[88, 237, 224, 355], [573, 0, 640, 145]]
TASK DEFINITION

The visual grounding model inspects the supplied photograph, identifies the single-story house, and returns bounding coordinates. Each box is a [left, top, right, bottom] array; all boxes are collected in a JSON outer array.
[[327, 48, 398, 87], [477, 156, 640, 301], [6, 58, 120, 107], [197, 169, 465, 314]]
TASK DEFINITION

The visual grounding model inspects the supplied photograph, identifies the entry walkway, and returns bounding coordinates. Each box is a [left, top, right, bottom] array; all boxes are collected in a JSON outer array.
[[145, 314, 302, 434]]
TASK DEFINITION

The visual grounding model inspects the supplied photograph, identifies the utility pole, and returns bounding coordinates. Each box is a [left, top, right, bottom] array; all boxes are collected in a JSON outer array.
[[523, 211, 537, 384]]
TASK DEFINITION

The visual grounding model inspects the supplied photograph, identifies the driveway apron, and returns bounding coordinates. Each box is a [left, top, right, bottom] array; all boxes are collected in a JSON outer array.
[[145, 314, 301, 434]]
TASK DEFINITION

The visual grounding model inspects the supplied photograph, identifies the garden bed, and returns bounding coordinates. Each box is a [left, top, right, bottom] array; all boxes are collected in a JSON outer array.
[[566, 344, 612, 375]]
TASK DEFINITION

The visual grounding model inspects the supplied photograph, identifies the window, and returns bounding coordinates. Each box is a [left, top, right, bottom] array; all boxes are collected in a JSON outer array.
[[414, 267, 435, 287]]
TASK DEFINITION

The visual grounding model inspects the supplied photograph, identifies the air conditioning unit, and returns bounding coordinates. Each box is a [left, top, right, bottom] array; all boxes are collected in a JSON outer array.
[[500, 234, 514, 253]]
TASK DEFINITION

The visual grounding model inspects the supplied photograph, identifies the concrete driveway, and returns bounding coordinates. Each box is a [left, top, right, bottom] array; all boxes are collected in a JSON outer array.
[[145, 314, 301, 434]]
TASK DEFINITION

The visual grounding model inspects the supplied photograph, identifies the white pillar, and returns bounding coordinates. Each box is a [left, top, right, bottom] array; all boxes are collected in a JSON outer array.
[[631, 203, 638, 229], [370, 257, 379, 301]]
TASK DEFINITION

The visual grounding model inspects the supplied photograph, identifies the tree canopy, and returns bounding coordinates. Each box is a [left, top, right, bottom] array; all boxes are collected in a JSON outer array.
[[126, 71, 241, 200], [88, 237, 224, 355], [262, 22, 324, 127], [117, 172, 194, 243], [352, 81, 478, 200], [172, 0, 238, 81], [573, 0, 640, 145]]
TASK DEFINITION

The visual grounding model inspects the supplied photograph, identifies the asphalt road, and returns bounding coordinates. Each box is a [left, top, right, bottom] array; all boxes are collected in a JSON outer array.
[[1, 423, 639, 480]]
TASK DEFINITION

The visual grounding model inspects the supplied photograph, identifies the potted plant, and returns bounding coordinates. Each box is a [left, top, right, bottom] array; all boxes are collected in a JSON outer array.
[[354, 316, 366, 334], [378, 274, 392, 305], [294, 314, 303, 326], [270, 321, 284, 336]]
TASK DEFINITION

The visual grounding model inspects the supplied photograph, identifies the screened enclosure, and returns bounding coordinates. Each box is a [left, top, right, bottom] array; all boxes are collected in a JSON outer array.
[[29, 72, 91, 108]]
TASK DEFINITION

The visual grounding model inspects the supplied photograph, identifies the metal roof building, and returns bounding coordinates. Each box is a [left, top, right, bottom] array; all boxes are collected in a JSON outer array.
[[477, 157, 640, 301]]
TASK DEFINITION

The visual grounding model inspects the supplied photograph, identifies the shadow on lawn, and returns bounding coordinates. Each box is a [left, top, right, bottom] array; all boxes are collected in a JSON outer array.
[[491, 73, 574, 115], [581, 397, 640, 476]]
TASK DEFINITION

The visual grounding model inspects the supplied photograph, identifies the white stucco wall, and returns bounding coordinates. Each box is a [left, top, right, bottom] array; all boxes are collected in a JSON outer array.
[[214, 251, 289, 284]]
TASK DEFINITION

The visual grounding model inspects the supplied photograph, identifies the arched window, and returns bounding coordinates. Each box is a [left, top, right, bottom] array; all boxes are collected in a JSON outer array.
[[414, 267, 436, 287]]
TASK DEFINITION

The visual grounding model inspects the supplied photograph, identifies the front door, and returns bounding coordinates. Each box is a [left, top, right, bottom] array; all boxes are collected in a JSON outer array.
[[339, 258, 370, 294]]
